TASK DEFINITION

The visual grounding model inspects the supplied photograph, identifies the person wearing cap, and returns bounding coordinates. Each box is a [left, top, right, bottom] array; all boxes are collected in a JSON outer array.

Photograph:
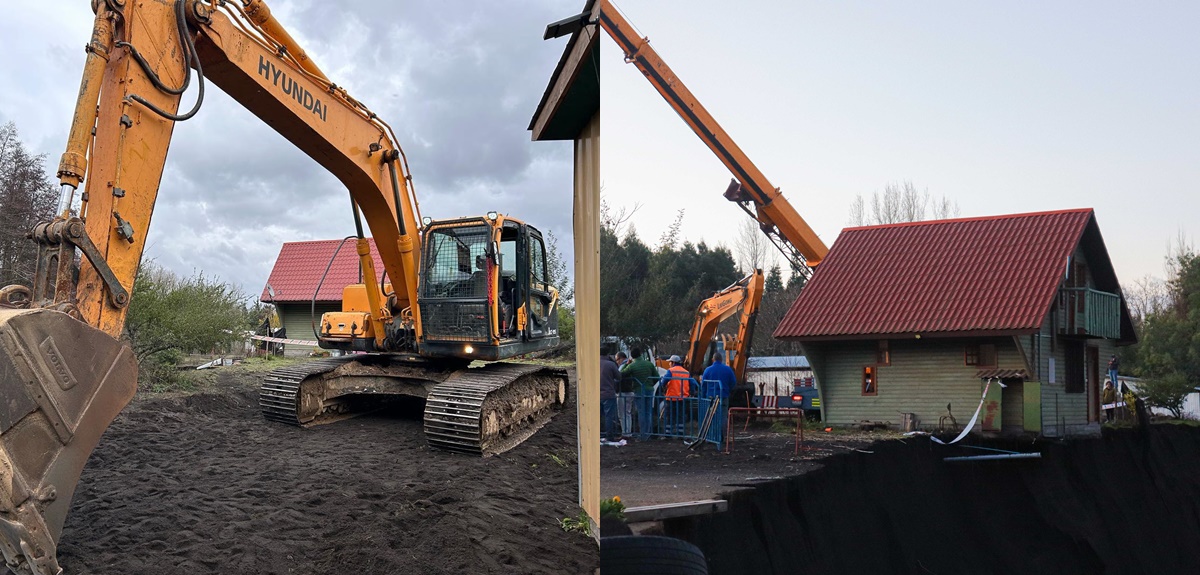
[[663, 355, 691, 434]]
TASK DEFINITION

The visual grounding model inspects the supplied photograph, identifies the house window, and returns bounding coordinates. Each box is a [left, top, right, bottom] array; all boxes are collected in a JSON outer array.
[[877, 340, 891, 366], [862, 366, 877, 396], [965, 344, 997, 367]]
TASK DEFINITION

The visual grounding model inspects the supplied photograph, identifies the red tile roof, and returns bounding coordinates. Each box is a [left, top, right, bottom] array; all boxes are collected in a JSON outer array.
[[775, 209, 1101, 340], [260, 239, 385, 303]]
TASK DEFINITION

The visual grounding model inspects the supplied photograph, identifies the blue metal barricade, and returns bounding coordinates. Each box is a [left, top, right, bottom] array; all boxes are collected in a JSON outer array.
[[619, 376, 720, 446]]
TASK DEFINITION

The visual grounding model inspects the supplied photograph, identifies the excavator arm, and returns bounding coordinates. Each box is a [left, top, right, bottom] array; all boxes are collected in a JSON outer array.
[[598, 0, 829, 275], [0, 2, 427, 573], [58, 0, 424, 342]]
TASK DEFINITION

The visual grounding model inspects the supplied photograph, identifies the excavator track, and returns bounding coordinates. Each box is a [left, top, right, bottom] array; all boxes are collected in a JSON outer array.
[[259, 357, 355, 425], [259, 357, 568, 456], [424, 363, 568, 456]]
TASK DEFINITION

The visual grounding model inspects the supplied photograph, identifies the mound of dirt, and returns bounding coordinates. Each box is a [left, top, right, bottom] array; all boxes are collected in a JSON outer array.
[[664, 426, 1200, 574], [56, 364, 596, 574]]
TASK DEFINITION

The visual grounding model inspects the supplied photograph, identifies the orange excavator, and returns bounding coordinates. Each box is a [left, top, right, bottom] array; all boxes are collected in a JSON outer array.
[[600, 0, 828, 384], [662, 270, 764, 386], [0, 2, 567, 573]]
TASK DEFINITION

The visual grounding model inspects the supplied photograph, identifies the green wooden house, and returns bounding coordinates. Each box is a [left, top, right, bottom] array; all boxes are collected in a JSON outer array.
[[774, 209, 1136, 436]]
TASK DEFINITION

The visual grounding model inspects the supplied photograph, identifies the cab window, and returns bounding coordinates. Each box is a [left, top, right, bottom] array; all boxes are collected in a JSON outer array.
[[530, 235, 547, 291]]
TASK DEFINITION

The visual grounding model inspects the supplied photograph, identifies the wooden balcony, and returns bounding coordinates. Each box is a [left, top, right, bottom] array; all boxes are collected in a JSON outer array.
[[1057, 288, 1121, 339]]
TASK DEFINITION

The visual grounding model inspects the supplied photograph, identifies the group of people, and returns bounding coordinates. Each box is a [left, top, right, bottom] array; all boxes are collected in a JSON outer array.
[[1100, 354, 1148, 425], [599, 346, 738, 446]]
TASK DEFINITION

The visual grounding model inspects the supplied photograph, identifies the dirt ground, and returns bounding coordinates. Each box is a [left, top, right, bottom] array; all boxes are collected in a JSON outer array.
[[601, 422, 884, 506], [54, 360, 597, 574]]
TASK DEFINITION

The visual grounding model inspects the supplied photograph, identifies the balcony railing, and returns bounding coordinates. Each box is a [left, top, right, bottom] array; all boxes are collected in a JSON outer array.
[[1057, 288, 1121, 339]]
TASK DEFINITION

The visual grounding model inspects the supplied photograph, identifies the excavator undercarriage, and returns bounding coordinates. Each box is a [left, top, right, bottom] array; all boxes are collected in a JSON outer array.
[[258, 357, 568, 456]]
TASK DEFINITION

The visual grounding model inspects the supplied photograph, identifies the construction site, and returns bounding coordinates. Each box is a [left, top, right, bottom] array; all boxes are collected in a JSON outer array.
[[1, 0, 600, 574], [597, 2, 1200, 574]]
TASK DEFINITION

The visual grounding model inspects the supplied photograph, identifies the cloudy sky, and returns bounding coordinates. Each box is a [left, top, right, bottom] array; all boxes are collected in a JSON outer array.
[[0, 0, 579, 298], [602, 1, 1199, 286]]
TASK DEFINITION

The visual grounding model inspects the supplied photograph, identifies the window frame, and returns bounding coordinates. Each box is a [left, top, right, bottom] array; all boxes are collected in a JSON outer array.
[[877, 340, 891, 366], [529, 234, 548, 292], [861, 365, 878, 396]]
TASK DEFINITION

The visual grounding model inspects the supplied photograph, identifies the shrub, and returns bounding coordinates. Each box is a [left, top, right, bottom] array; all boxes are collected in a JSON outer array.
[[1138, 372, 1196, 419]]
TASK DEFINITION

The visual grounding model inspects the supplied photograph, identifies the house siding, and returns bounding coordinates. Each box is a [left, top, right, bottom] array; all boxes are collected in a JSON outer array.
[[805, 337, 1024, 431], [277, 302, 339, 356], [1013, 254, 1121, 436]]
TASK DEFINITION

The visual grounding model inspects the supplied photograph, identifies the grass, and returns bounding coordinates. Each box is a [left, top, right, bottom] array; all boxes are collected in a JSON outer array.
[[558, 510, 592, 535], [137, 354, 306, 395]]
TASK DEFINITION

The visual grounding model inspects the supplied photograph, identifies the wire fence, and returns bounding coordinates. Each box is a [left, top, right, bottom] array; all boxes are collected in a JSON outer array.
[[606, 376, 725, 446]]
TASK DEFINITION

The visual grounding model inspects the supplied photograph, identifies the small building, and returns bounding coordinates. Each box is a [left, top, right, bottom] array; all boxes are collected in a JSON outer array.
[[259, 238, 383, 356], [746, 356, 813, 397], [775, 209, 1137, 437]]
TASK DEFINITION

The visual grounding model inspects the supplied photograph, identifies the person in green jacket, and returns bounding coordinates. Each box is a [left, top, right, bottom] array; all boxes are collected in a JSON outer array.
[[621, 347, 660, 440]]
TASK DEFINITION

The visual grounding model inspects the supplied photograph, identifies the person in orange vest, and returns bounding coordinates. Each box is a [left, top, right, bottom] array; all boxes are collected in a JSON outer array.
[[663, 355, 691, 435]]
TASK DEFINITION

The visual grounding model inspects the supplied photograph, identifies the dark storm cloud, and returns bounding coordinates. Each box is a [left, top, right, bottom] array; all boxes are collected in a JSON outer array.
[[0, 1, 578, 297]]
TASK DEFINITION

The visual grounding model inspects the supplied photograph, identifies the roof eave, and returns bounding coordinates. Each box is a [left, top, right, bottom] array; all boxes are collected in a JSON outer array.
[[779, 328, 1039, 343], [529, 0, 599, 141]]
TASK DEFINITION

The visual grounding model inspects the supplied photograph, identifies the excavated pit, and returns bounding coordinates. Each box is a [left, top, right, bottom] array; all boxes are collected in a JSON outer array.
[[662, 425, 1200, 574]]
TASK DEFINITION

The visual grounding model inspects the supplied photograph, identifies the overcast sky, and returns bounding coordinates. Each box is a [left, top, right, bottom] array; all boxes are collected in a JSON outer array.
[[0, 0, 578, 298], [601, 1, 1199, 286]]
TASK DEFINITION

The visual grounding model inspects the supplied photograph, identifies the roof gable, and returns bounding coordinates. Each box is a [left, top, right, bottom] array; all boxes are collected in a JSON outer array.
[[775, 209, 1114, 340], [260, 239, 384, 303]]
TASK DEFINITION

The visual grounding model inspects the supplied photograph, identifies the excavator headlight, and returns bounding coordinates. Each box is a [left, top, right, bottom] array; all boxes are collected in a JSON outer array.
[[421, 216, 432, 227], [464, 345, 474, 354], [486, 211, 498, 221]]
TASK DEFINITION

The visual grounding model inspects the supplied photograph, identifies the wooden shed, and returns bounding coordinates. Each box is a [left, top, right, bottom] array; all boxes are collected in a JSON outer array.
[[775, 209, 1136, 437]]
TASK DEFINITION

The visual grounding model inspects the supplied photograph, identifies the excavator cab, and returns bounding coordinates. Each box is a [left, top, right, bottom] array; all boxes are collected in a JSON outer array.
[[417, 215, 559, 361]]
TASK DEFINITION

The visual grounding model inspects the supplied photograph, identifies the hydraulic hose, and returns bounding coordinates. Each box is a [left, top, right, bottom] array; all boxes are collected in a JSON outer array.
[[127, 0, 205, 121]]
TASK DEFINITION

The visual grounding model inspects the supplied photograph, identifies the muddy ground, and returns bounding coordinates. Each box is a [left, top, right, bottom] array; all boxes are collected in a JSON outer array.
[[55, 360, 597, 574], [601, 423, 883, 506]]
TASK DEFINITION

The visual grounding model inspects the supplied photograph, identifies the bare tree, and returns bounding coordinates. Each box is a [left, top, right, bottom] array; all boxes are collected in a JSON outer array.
[[600, 197, 641, 238], [733, 218, 771, 274], [848, 181, 959, 226], [1124, 275, 1170, 325], [0, 122, 58, 288]]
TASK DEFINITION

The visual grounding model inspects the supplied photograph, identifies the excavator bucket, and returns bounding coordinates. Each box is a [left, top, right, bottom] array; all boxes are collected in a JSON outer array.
[[0, 308, 137, 575]]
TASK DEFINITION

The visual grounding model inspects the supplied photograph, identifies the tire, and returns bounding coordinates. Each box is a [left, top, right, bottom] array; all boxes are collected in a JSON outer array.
[[600, 535, 708, 575]]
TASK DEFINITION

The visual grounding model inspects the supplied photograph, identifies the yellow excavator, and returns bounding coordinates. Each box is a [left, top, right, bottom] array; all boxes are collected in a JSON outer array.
[[660, 270, 764, 388], [0, 2, 567, 573]]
